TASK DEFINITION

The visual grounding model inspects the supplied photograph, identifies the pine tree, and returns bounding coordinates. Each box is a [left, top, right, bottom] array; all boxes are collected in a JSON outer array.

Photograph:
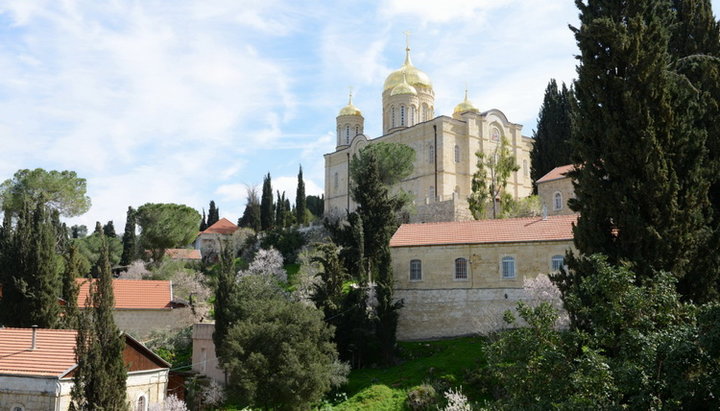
[[530, 79, 574, 189], [119, 206, 137, 266], [563, 0, 713, 300], [468, 135, 520, 219], [296, 165, 306, 225], [260, 173, 274, 231], [70, 231, 127, 410], [200, 209, 207, 231], [208, 200, 219, 227]]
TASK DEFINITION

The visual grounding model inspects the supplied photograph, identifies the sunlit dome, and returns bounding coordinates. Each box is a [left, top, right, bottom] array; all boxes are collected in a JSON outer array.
[[454, 89, 478, 114], [383, 47, 432, 92], [390, 73, 417, 96], [338, 92, 362, 116]]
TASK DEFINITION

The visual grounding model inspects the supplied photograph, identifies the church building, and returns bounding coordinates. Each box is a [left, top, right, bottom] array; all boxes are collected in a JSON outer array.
[[324, 42, 534, 222]]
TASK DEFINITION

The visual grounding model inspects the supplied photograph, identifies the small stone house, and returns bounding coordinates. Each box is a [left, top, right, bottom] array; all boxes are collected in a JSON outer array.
[[390, 214, 576, 340], [76, 279, 190, 340], [194, 218, 239, 259], [536, 164, 576, 216], [0, 327, 170, 411], [190, 323, 225, 385]]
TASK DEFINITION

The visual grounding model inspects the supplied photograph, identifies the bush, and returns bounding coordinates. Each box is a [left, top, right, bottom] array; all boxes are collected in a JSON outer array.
[[260, 227, 306, 264], [405, 384, 437, 410]]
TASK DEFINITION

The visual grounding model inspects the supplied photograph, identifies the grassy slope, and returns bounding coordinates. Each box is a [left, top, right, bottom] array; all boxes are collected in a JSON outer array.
[[333, 337, 486, 410]]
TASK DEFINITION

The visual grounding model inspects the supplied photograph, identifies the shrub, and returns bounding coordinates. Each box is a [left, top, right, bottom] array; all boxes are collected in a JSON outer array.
[[405, 384, 437, 410]]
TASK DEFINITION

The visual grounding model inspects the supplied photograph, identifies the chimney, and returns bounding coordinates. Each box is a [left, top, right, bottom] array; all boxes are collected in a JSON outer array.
[[31, 325, 38, 350]]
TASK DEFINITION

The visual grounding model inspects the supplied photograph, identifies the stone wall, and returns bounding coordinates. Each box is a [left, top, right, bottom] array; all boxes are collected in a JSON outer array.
[[537, 177, 575, 216], [126, 369, 169, 409], [114, 308, 193, 341], [410, 194, 473, 223], [191, 323, 225, 385], [0, 376, 72, 411]]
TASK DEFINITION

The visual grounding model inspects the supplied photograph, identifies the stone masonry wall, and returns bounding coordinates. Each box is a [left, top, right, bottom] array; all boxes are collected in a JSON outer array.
[[113, 308, 193, 341]]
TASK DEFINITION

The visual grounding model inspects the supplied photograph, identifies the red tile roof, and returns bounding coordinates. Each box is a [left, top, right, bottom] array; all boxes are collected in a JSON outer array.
[[76, 279, 173, 310], [0, 328, 77, 377], [201, 218, 238, 235], [390, 214, 577, 247], [165, 248, 201, 260], [536, 164, 575, 184]]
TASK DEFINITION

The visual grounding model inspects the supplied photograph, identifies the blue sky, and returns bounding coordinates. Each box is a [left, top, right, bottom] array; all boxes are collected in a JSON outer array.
[[1, 1, 718, 231]]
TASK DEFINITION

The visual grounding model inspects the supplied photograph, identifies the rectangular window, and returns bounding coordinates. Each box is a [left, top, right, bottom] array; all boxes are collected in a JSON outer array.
[[551, 255, 564, 272], [410, 259, 422, 281], [502, 256, 515, 279], [455, 258, 468, 280]]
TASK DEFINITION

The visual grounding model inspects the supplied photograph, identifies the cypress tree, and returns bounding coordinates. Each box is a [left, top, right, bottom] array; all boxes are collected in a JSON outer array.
[[31, 204, 62, 328], [70, 231, 127, 410], [208, 200, 219, 227], [260, 173, 274, 231], [239, 186, 261, 232], [296, 165, 306, 225], [61, 244, 81, 329], [119, 206, 137, 266], [563, 0, 712, 300], [212, 243, 237, 363], [102, 221, 116, 238], [200, 209, 207, 231], [530, 79, 574, 189], [275, 190, 285, 227]]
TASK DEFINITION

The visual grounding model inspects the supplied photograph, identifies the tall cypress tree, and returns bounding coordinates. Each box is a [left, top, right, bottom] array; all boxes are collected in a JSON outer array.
[[239, 186, 261, 232], [296, 165, 306, 225], [275, 190, 285, 227], [119, 206, 137, 266], [199, 209, 207, 231], [260, 173, 274, 231], [563, 0, 712, 301], [71, 231, 127, 410], [530, 79, 574, 188], [61, 244, 81, 329], [208, 200, 219, 227]]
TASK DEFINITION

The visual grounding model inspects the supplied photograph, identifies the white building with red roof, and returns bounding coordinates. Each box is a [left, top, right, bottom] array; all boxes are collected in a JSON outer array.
[[0, 327, 170, 411], [536, 164, 576, 216], [76, 279, 191, 340], [390, 214, 576, 339], [193, 218, 239, 260]]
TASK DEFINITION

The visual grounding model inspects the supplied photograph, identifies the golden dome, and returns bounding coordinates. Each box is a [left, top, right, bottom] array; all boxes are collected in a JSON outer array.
[[383, 47, 433, 92], [454, 89, 479, 114], [390, 73, 417, 96], [338, 92, 362, 116]]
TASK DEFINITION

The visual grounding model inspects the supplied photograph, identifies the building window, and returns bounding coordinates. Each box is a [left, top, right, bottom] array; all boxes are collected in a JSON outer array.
[[410, 259, 422, 281], [136, 396, 146, 411], [455, 258, 468, 280], [501, 256, 516, 279], [454, 145, 460, 163], [400, 105, 406, 126], [523, 159, 529, 177], [428, 145, 434, 163], [410, 106, 415, 125], [11, 406, 24, 411], [355, 125, 359, 136], [551, 255, 564, 272], [391, 106, 396, 127], [491, 127, 500, 141], [554, 192, 563, 210], [334, 172, 339, 191]]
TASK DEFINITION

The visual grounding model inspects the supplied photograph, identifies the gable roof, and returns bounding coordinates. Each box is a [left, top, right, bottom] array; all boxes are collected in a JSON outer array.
[[165, 248, 202, 260], [76, 279, 173, 310], [201, 218, 238, 235], [0, 328, 170, 378], [536, 164, 575, 184], [390, 214, 577, 248]]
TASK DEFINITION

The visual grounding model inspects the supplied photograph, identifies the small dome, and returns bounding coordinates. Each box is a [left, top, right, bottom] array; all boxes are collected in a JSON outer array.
[[454, 90, 479, 114], [383, 47, 433, 92], [390, 73, 417, 96], [338, 92, 362, 117]]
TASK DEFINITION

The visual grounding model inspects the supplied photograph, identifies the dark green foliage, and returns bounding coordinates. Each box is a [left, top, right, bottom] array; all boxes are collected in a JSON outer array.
[[199, 209, 207, 231], [102, 220, 116, 238], [212, 243, 238, 364], [70, 232, 127, 410], [296, 165, 307, 225], [306, 194, 324, 218], [325, 212, 366, 280], [406, 384, 438, 410], [0, 202, 61, 328], [221, 275, 342, 410], [568, 0, 714, 301], [60, 244, 81, 329], [239, 186, 261, 231], [260, 173, 274, 231], [349, 142, 416, 186], [74, 227, 123, 276], [207, 200, 219, 227], [136, 203, 201, 262], [120, 206, 137, 266], [0, 168, 91, 217], [468, 135, 519, 219], [275, 190, 287, 227], [259, 227, 306, 264], [530, 79, 574, 189], [71, 224, 87, 239], [310, 243, 350, 323]]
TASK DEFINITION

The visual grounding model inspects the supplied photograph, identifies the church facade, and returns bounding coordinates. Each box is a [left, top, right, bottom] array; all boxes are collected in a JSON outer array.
[[324, 44, 534, 222]]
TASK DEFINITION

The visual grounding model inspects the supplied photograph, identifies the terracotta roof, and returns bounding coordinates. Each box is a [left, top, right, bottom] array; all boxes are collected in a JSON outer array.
[[390, 214, 577, 247], [0, 328, 78, 377], [536, 164, 575, 184], [165, 248, 201, 260], [201, 218, 238, 235], [76, 279, 173, 310]]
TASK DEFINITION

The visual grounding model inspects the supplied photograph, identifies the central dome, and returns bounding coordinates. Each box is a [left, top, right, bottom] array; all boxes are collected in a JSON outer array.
[[383, 48, 432, 92]]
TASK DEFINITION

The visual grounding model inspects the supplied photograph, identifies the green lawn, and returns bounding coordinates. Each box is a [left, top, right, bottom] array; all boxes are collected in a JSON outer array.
[[331, 336, 487, 410]]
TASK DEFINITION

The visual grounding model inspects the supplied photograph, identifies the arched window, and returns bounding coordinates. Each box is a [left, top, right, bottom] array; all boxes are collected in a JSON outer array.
[[428, 145, 434, 163], [455, 258, 468, 280], [400, 105, 406, 126], [136, 395, 146, 411], [410, 259, 422, 280], [355, 125, 359, 136], [410, 106, 415, 125], [501, 256, 515, 279], [454, 145, 460, 163], [491, 127, 500, 141], [551, 255, 564, 272], [554, 192, 563, 210], [345, 126, 350, 144], [391, 106, 396, 128]]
